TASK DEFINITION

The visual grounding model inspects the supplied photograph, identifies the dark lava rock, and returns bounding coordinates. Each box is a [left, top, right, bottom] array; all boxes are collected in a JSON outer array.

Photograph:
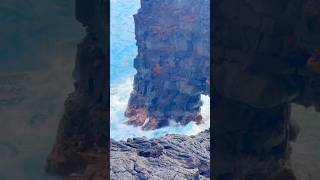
[[213, 0, 320, 109], [46, 0, 108, 179], [126, 0, 210, 130], [137, 144, 163, 158], [213, 0, 320, 179], [110, 130, 210, 180]]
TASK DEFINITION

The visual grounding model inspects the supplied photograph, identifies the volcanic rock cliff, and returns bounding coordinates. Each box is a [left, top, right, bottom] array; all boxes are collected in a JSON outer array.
[[46, 0, 211, 179], [125, 0, 210, 130], [45, 0, 320, 179], [213, 0, 320, 179], [46, 0, 108, 179]]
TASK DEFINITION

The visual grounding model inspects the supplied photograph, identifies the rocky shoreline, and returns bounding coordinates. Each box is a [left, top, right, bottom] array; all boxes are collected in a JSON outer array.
[[111, 130, 210, 180]]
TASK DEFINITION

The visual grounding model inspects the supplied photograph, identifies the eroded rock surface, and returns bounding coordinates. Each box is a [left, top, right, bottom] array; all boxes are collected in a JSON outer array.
[[126, 0, 210, 130], [213, 0, 320, 179], [110, 130, 210, 180], [46, 0, 108, 179]]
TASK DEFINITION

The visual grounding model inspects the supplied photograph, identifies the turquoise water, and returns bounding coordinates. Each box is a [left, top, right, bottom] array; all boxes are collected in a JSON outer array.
[[110, 0, 139, 83], [110, 0, 210, 141], [109, 1, 320, 178]]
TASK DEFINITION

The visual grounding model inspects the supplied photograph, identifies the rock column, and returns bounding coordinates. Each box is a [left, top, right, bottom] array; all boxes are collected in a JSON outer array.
[[126, 0, 210, 130], [46, 0, 108, 179], [213, 0, 320, 179]]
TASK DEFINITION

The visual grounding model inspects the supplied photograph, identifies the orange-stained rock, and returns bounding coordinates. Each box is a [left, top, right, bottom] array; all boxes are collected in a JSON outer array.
[[307, 49, 320, 74], [142, 117, 160, 130], [125, 107, 149, 127], [127, 0, 210, 131]]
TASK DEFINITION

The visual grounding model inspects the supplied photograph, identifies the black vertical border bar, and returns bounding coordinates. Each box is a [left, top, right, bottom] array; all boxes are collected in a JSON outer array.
[[106, 0, 111, 178], [210, 0, 215, 178]]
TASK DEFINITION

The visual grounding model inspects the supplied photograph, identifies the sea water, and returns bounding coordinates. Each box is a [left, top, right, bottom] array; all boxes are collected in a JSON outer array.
[[110, 0, 210, 141], [0, 1, 82, 179]]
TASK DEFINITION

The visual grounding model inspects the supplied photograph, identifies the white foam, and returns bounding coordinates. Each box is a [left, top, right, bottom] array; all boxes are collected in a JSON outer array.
[[110, 0, 210, 140], [110, 77, 210, 140]]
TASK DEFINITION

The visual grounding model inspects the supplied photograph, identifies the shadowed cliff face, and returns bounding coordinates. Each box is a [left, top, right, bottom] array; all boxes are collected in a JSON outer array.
[[213, 0, 320, 109], [213, 0, 320, 179], [125, 0, 210, 130], [46, 0, 210, 179], [46, 0, 108, 179], [43, 0, 320, 179]]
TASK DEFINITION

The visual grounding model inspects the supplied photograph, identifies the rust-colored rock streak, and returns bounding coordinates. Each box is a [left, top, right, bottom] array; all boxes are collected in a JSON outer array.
[[126, 0, 210, 129]]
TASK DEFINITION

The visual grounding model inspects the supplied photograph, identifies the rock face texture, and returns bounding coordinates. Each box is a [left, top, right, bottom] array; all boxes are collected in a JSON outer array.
[[47, 0, 210, 179], [213, 0, 320, 179], [126, 0, 210, 130], [110, 130, 210, 180], [44, 0, 320, 179], [46, 0, 108, 179]]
